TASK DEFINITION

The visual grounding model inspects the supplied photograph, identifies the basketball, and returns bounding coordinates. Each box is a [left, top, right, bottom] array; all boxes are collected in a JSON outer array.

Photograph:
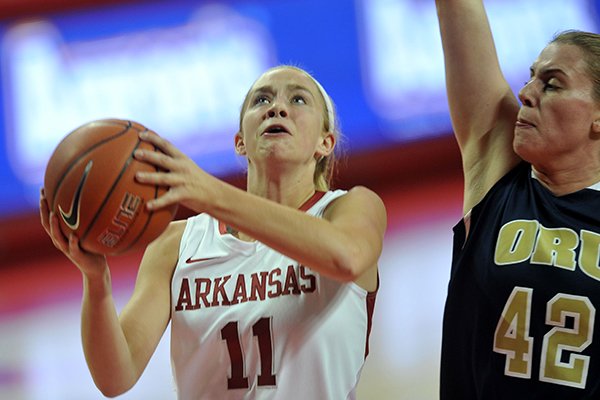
[[43, 119, 178, 255]]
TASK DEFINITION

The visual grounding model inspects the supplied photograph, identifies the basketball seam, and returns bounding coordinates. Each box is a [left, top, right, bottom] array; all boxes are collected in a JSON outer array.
[[79, 127, 146, 253], [50, 120, 134, 211], [120, 137, 160, 254]]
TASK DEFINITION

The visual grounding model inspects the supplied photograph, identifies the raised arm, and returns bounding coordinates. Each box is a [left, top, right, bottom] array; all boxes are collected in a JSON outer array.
[[436, 0, 521, 212], [40, 190, 181, 397]]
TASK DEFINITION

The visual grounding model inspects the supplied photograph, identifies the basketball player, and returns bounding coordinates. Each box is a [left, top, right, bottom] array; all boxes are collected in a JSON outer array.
[[436, 0, 600, 398], [39, 65, 386, 399]]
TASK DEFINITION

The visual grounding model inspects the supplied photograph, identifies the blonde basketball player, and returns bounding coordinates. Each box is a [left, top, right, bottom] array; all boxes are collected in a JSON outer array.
[[40, 65, 386, 399]]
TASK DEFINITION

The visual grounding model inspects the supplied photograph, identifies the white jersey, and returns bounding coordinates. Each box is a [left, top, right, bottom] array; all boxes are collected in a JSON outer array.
[[170, 190, 377, 400]]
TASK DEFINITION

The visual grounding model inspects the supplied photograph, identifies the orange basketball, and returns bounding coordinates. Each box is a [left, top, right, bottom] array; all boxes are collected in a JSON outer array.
[[43, 119, 178, 255]]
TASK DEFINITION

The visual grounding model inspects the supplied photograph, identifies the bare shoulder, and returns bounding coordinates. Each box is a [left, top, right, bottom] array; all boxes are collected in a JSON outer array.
[[347, 185, 385, 205], [148, 219, 187, 252], [139, 219, 188, 277], [325, 186, 387, 228], [157, 219, 187, 244]]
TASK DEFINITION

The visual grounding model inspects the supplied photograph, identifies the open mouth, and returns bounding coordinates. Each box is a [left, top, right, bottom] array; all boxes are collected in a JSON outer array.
[[263, 124, 289, 135]]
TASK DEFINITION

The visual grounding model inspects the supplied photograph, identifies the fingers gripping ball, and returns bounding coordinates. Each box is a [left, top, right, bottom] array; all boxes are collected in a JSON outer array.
[[43, 119, 178, 255]]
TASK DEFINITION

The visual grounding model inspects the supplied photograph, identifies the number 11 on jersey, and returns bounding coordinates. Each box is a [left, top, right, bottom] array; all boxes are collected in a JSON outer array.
[[221, 317, 277, 390]]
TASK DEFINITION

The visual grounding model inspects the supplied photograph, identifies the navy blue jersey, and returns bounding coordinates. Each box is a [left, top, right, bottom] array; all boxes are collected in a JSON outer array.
[[441, 162, 600, 399]]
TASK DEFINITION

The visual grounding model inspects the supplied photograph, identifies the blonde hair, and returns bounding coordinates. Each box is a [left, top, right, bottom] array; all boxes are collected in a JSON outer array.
[[551, 30, 600, 102], [238, 65, 342, 190]]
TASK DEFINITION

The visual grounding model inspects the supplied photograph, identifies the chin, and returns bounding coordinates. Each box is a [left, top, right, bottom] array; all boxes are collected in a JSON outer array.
[[512, 140, 532, 163]]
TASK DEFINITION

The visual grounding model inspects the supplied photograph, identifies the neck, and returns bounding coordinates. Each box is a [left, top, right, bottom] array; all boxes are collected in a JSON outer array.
[[226, 168, 318, 242], [531, 165, 600, 196], [246, 164, 318, 208]]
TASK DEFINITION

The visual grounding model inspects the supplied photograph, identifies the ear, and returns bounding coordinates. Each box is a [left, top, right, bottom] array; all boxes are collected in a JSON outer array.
[[315, 132, 335, 159], [593, 119, 600, 135], [234, 132, 247, 156]]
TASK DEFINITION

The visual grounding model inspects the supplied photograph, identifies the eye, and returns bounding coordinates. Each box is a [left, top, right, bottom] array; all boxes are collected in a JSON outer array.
[[543, 79, 559, 92], [253, 95, 270, 105], [291, 95, 307, 104]]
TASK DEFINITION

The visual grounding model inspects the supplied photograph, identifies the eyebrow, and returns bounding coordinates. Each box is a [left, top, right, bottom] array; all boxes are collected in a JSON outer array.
[[252, 84, 315, 98], [529, 66, 568, 78]]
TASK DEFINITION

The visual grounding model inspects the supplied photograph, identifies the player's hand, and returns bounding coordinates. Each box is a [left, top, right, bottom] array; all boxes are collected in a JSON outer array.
[[134, 131, 220, 213], [39, 188, 108, 277]]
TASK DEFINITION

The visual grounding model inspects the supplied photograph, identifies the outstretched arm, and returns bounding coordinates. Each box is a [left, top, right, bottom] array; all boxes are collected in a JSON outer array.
[[436, 0, 521, 213]]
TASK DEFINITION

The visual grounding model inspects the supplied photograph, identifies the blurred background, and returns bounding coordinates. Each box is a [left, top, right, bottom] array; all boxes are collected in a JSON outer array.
[[0, 0, 598, 399]]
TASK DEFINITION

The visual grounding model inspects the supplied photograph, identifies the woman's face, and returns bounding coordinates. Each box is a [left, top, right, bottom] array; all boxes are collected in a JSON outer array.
[[515, 43, 600, 167], [236, 67, 334, 168]]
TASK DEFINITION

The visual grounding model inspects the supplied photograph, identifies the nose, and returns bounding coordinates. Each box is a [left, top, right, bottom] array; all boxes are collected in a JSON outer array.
[[265, 100, 288, 119], [518, 80, 536, 108]]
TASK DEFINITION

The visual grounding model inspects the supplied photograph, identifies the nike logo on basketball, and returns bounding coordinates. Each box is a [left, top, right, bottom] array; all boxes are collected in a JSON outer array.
[[186, 256, 220, 264], [59, 160, 93, 230]]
